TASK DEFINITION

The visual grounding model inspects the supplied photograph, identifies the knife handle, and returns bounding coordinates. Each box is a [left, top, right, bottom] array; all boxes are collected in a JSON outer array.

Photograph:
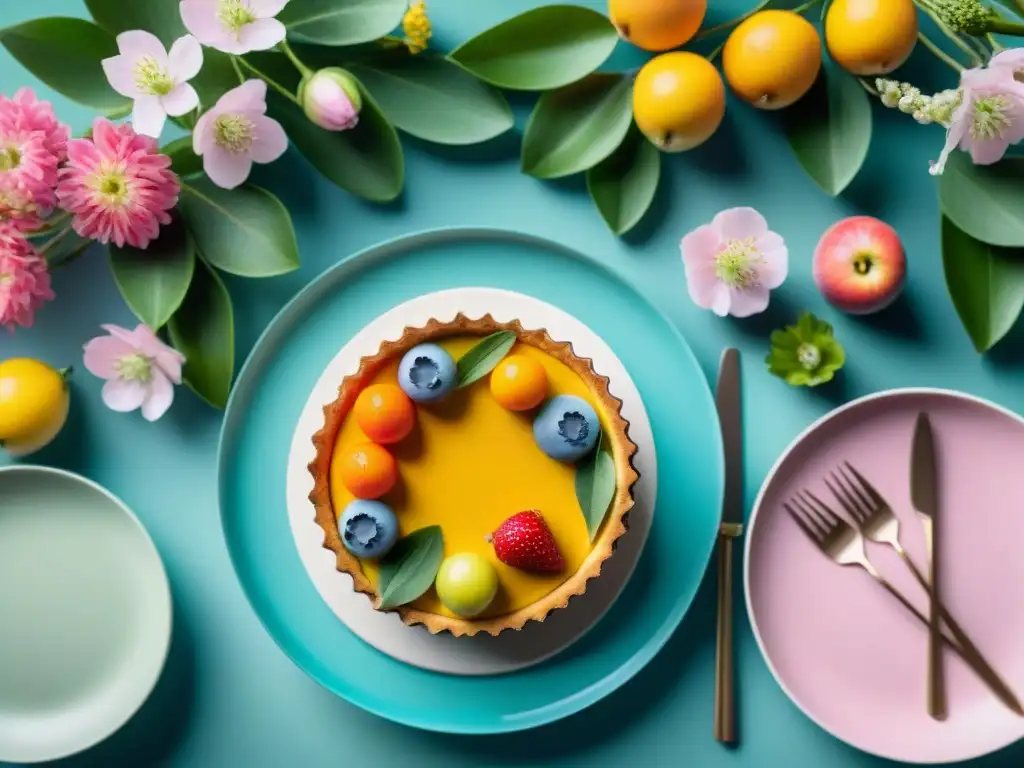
[[714, 533, 736, 744], [924, 520, 948, 720]]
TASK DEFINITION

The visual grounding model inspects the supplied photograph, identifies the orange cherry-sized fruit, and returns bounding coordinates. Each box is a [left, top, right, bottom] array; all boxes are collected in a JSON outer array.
[[608, 0, 707, 52], [353, 383, 416, 444], [338, 442, 399, 499], [490, 354, 548, 411]]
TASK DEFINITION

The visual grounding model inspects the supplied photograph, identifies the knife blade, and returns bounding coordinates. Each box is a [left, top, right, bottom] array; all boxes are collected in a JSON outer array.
[[714, 348, 742, 744], [911, 412, 947, 720]]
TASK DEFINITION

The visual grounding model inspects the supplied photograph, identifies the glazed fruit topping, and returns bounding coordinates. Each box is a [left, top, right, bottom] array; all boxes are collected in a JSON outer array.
[[533, 394, 601, 462], [339, 500, 399, 559], [398, 343, 457, 403], [489, 510, 565, 574]]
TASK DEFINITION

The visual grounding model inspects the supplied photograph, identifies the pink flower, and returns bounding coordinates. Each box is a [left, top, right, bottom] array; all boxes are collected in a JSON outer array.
[[83, 323, 186, 421], [990, 48, 1024, 81], [193, 79, 287, 189], [0, 224, 54, 331], [56, 119, 179, 249], [0, 87, 69, 161], [681, 207, 788, 318], [102, 31, 203, 139], [300, 68, 361, 131], [180, 0, 289, 55], [930, 64, 1024, 175]]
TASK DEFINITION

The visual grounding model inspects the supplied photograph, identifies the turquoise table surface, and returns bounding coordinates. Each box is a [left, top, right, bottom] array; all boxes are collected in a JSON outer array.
[[2, 1, 1021, 766]]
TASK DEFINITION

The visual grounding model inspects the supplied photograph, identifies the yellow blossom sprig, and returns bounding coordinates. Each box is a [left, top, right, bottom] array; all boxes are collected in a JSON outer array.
[[402, 1, 432, 55]]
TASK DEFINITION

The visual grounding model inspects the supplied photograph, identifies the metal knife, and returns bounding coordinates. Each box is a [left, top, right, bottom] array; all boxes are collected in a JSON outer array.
[[911, 412, 947, 720], [714, 348, 743, 744]]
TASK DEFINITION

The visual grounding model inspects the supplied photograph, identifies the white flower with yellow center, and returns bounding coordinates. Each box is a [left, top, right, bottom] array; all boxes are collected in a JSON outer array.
[[102, 31, 203, 139], [180, 0, 290, 55]]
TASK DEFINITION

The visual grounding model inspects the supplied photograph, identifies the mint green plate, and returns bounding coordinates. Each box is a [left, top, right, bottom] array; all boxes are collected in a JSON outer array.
[[0, 466, 172, 763], [218, 228, 724, 733]]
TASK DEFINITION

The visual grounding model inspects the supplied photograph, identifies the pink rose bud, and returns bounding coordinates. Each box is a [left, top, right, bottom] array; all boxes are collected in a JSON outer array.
[[300, 68, 362, 132]]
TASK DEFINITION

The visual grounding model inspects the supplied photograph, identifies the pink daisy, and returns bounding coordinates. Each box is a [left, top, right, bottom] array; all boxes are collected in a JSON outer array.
[[681, 207, 788, 318], [0, 87, 70, 161], [0, 223, 54, 331], [56, 118, 180, 249]]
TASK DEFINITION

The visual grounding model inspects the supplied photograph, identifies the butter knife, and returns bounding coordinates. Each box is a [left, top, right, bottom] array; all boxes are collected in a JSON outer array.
[[911, 412, 947, 720], [714, 348, 742, 744]]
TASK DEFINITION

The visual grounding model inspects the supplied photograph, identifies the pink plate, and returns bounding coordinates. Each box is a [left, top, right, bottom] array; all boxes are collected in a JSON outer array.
[[746, 389, 1024, 764]]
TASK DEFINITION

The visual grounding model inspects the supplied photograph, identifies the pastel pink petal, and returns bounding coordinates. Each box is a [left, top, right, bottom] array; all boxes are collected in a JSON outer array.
[[756, 232, 789, 290], [101, 323, 139, 346], [728, 287, 771, 318], [102, 378, 146, 413], [208, 33, 250, 55], [83, 336, 133, 379], [249, 0, 290, 15], [712, 207, 768, 241], [180, 0, 222, 45], [141, 369, 174, 422], [154, 347, 185, 384], [685, 261, 721, 309], [931, 99, 971, 174], [168, 34, 203, 81], [238, 18, 286, 52], [250, 115, 288, 163], [969, 137, 1010, 165], [203, 147, 253, 189], [991, 48, 1024, 72], [193, 110, 214, 155], [116, 30, 168, 64], [709, 282, 731, 317], [680, 224, 721, 268], [132, 95, 167, 138], [102, 55, 141, 98], [217, 79, 267, 113], [161, 83, 199, 117]]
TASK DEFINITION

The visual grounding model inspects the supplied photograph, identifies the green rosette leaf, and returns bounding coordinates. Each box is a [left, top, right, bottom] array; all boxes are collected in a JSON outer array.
[[766, 312, 845, 387]]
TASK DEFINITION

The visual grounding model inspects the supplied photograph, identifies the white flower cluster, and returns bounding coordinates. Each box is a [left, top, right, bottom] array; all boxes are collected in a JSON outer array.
[[875, 79, 962, 127]]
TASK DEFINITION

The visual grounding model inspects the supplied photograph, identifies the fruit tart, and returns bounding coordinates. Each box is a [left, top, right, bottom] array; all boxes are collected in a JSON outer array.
[[308, 314, 638, 637]]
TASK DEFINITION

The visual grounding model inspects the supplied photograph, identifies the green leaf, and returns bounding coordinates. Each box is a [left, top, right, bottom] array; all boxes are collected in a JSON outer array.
[[168, 257, 235, 408], [940, 153, 1024, 248], [347, 51, 513, 145], [448, 5, 618, 91], [521, 73, 633, 179], [783, 62, 872, 196], [85, 0, 186, 45], [0, 18, 128, 112], [178, 179, 300, 278], [268, 87, 404, 203], [109, 218, 196, 330], [279, 0, 406, 46], [192, 49, 245, 111], [377, 526, 444, 610], [455, 331, 517, 388], [941, 216, 1024, 353], [575, 442, 616, 541], [992, 0, 1023, 17], [161, 137, 204, 178], [586, 124, 661, 236]]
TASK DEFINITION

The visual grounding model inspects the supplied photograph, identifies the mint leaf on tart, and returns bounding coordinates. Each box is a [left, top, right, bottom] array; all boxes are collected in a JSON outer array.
[[455, 330, 516, 388], [575, 434, 616, 541], [377, 526, 445, 610]]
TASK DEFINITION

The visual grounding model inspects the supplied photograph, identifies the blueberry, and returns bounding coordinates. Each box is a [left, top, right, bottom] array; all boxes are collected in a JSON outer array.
[[533, 395, 601, 462], [398, 343, 457, 403], [338, 500, 399, 559]]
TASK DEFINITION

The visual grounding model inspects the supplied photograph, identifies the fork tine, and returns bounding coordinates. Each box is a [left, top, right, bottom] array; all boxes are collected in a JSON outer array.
[[788, 496, 827, 538], [784, 501, 823, 543], [837, 464, 875, 514], [823, 474, 864, 522], [795, 490, 837, 535], [843, 461, 888, 508], [829, 470, 870, 522]]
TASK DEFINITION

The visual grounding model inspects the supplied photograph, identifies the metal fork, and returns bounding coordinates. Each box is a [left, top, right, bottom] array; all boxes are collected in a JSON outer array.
[[786, 493, 1024, 716], [825, 463, 1023, 716]]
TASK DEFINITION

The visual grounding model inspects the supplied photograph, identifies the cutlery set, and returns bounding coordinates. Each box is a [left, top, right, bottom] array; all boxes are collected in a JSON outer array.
[[785, 414, 1024, 718]]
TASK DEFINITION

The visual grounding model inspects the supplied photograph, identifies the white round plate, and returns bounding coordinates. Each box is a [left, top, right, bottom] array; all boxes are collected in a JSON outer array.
[[286, 287, 656, 676], [0, 466, 172, 764]]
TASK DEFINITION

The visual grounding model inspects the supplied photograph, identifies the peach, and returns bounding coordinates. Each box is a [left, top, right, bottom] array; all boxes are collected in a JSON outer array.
[[813, 216, 906, 315]]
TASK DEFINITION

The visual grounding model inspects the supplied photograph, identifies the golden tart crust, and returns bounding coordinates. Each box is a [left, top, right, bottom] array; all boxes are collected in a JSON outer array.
[[308, 313, 639, 637]]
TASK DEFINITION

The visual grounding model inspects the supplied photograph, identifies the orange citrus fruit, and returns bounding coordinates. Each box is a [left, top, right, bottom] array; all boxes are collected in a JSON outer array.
[[825, 0, 918, 76], [723, 10, 822, 110], [608, 0, 707, 52], [353, 383, 416, 444], [338, 442, 399, 499], [490, 355, 548, 411], [632, 52, 726, 152]]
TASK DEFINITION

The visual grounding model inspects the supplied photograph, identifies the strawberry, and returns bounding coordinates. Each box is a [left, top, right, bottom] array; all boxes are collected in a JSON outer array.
[[487, 510, 565, 573]]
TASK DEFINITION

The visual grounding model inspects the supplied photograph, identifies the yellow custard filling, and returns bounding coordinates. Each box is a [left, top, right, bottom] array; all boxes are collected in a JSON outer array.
[[328, 337, 609, 619]]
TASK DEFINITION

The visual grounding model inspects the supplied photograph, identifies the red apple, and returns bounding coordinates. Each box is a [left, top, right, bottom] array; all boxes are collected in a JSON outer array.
[[813, 216, 906, 315]]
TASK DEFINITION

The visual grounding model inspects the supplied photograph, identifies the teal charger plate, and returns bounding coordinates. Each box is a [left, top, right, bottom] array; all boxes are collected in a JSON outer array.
[[217, 228, 723, 733]]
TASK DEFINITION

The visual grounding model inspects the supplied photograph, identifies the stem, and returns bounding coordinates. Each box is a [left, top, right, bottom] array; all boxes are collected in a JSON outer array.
[[694, 0, 770, 39], [38, 225, 73, 258], [791, 0, 823, 13], [230, 54, 245, 85], [707, 41, 726, 63], [858, 77, 880, 96], [988, 19, 1024, 36], [918, 31, 966, 72], [988, 33, 1006, 52], [234, 56, 302, 106], [279, 39, 313, 78], [46, 241, 91, 269], [59, 366, 73, 383]]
